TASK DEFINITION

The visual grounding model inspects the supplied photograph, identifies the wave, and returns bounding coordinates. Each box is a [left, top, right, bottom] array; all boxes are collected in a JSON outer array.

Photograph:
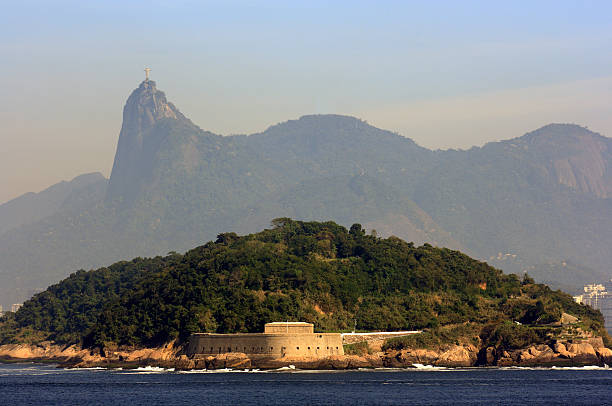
[[177, 368, 265, 374], [53, 364, 611, 374], [411, 363, 450, 371], [499, 365, 610, 371], [64, 367, 106, 371], [271, 365, 297, 372], [119, 366, 176, 374], [551, 365, 609, 370]]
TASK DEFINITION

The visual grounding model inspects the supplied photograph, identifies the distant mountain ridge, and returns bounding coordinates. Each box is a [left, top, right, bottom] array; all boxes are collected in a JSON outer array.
[[516, 124, 612, 198], [1, 80, 610, 306], [0, 173, 106, 235]]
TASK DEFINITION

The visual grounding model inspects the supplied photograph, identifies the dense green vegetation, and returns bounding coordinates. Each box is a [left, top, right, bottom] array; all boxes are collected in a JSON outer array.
[[0, 219, 606, 350]]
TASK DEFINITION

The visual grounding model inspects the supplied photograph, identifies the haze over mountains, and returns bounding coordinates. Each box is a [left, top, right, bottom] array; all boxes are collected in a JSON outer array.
[[1, 80, 611, 306]]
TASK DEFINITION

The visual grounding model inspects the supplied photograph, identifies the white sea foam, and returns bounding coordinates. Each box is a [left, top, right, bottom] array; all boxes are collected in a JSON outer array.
[[135, 366, 167, 372], [119, 366, 176, 374], [411, 363, 449, 371], [273, 365, 297, 372], [550, 365, 609, 370], [499, 365, 610, 371], [65, 367, 106, 371], [177, 369, 209, 373], [180, 368, 261, 373], [59, 363, 612, 374]]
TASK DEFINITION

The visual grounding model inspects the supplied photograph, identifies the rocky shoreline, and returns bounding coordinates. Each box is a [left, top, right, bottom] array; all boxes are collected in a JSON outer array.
[[1, 336, 611, 370]]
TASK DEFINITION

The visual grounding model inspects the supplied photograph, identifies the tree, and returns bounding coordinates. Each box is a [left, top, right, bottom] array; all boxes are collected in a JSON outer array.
[[349, 223, 365, 237]]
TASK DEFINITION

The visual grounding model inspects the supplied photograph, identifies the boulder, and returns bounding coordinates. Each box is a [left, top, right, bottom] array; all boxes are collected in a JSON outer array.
[[567, 342, 597, 357], [595, 347, 612, 363], [518, 350, 534, 362], [485, 347, 496, 365], [527, 346, 541, 357], [560, 313, 578, 325], [553, 342, 571, 358], [205, 353, 251, 369], [586, 337, 604, 350], [437, 345, 476, 367], [346, 355, 383, 369]]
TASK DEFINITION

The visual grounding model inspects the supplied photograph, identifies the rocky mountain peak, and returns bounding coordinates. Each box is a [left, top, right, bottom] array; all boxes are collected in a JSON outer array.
[[106, 80, 194, 203], [509, 124, 612, 198], [120, 80, 186, 135]]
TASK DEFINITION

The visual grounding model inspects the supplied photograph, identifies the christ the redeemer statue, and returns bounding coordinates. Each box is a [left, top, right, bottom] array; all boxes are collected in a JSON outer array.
[[144, 67, 151, 81]]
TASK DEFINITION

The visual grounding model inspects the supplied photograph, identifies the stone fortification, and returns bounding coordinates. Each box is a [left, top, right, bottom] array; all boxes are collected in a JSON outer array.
[[186, 322, 343, 358], [264, 321, 314, 334]]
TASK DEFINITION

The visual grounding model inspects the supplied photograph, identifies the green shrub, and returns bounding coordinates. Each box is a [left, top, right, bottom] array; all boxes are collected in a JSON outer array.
[[482, 321, 555, 350], [343, 341, 371, 355]]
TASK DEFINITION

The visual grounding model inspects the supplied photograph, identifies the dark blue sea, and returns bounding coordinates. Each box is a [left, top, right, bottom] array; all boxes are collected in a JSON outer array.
[[1, 363, 611, 405]]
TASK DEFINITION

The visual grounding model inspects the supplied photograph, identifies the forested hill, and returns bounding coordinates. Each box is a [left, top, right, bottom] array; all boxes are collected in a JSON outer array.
[[1, 219, 605, 349]]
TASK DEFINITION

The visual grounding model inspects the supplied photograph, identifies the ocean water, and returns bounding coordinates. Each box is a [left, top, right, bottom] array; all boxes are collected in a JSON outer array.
[[0, 363, 611, 405]]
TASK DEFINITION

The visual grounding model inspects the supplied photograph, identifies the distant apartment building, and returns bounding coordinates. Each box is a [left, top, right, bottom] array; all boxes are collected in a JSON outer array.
[[10, 303, 23, 313], [574, 282, 612, 335]]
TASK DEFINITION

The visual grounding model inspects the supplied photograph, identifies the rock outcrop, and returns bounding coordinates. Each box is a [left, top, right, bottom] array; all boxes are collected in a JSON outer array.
[[105, 80, 197, 205], [484, 337, 612, 367], [3, 335, 609, 370], [382, 344, 479, 368]]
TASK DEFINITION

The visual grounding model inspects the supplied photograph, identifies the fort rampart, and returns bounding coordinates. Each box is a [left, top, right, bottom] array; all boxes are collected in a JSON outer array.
[[186, 322, 344, 358]]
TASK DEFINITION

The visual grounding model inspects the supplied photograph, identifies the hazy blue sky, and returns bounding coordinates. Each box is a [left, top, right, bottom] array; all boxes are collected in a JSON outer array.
[[2, 0, 611, 203]]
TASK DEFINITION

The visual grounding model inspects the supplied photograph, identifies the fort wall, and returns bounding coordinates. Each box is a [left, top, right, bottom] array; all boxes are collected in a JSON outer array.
[[264, 322, 313, 334], [186, 323, 343, 358], [186, 333, 343, 358]]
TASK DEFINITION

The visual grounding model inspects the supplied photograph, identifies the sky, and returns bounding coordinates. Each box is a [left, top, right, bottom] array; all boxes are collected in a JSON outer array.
[[1, 0, 611, 203]]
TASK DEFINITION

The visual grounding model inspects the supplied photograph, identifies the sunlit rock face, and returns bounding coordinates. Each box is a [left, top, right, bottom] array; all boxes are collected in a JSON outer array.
[[516, 124, 612, 199]]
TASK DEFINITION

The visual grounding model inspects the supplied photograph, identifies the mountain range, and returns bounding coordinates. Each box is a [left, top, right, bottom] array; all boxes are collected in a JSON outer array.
[[1, 79, 611, 306]]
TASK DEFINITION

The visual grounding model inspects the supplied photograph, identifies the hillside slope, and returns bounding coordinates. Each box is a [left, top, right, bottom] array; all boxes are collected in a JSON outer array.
[[414, 125, 612, 283], [2, 219, 606, 353], [0, 172, 106, 235]]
